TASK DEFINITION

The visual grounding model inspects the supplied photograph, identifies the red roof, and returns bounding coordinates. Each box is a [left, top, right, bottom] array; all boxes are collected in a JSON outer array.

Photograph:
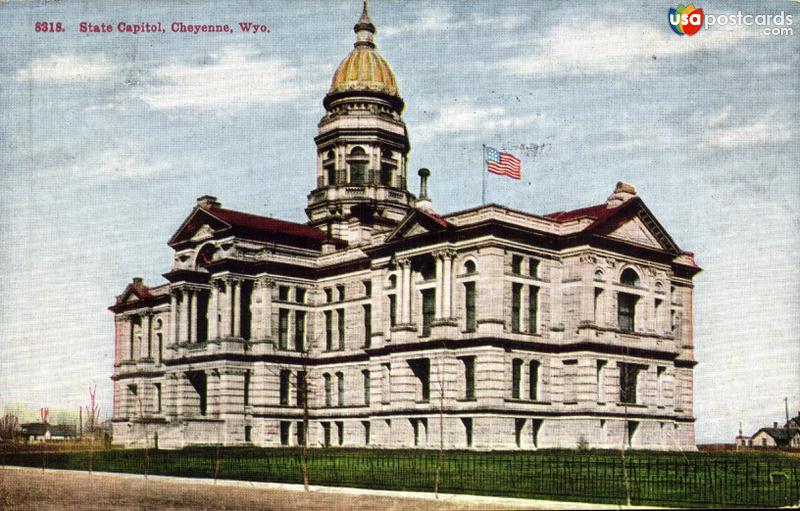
[[209, 207, 331, 242], [545, 203, 611, 223], [415, 208, 451, 229]]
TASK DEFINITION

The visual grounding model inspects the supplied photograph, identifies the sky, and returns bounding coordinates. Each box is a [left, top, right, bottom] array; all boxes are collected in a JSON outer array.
[[0, 0, 797, 444]]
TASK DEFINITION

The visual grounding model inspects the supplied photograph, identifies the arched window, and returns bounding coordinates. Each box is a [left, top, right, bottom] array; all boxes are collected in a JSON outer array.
[[464, 260, 477, 274], [415, 255, 436, 281], [322, 150, 336, 186], [348, 146, 368, 184], [387, 274, 397, 289], [620, 268, 640, 287], [380, 148, 395, 186]]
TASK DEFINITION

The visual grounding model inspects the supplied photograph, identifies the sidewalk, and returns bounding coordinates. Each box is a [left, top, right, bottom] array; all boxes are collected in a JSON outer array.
[[1, 465, 660, 510]]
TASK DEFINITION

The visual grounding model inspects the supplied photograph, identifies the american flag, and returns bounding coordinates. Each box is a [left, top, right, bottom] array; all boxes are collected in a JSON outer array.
[[484, 146, 521, 179]]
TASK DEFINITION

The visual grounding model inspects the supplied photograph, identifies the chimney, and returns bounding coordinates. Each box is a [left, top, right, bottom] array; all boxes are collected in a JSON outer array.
[[606, 182, 637, 208], [132, 277, 143, 287], [196, 195, 221, 209], [416, 168, 434, 213]]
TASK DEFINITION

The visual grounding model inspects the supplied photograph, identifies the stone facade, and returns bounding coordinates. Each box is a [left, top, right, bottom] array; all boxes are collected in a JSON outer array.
[[110, 5, 700, 451]]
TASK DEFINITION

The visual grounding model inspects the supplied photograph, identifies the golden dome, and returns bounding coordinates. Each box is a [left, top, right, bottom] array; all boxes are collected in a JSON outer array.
[[328, 2, 399, 98], [329, 48, 398, 97]]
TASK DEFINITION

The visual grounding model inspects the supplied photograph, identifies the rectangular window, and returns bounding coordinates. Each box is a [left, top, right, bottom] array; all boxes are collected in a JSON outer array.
[[529, 259, 539, 278], [336, 372, 345, 407], [531, 419, 543, 448], [464, 282, 476, 332], [322, 422, 331, 447], [296, 421, 305, 446], [154, 383, 162, 413], [409, 358, 430, 402], [618, 293, 637, 333], [244, 425, 252, 442], [462, 418, 473, 447], [294, 310, 306, 352], [461, 356, 476, 400], [296, 288, 306, 303], [363, 421, 371, 445], [515, 418, 525, 447], [296, 371, 306, 408], [512, 358, 523, 399], [655, 298, 663, 332], [325, 288, 333, 303], [336, 421, 344, 446], [529, 361, 540, 401], [363, 304, 372, 348], [278, 286, 290, 302], [279, 369, 291, 406], [511, 283, 522, 332], [280, 421, 290, 446], [362, 369, 371, 405], [325, 311, 333, 351], [337, 309, 345, 350], [528, 286, 539, 334], [388, 294, 397, 327], [324, 374, 332, 407], [619, 363, 640, 404], [511, 254, 523, 274], [363, 280, 371, 297], [337, 284, 346, 301], [187, 372, 207, 416], [421, 289, 435, 337], [278, 309, 289, 350], [243, 370, 250, 406]]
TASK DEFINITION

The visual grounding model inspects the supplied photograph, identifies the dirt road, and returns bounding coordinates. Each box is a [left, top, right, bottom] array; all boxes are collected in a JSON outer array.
[[0, 468, 532, 511]]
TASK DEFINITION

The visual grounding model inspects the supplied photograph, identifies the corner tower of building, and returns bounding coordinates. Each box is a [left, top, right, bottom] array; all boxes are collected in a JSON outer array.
[[306, 2, 414, 241]]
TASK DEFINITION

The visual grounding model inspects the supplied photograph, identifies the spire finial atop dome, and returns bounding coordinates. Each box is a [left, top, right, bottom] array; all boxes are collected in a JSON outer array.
[[354, 0, 376, 48]]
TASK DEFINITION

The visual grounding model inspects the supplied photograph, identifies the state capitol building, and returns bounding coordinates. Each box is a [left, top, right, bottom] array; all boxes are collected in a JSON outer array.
[[110, 5, 701, 450]]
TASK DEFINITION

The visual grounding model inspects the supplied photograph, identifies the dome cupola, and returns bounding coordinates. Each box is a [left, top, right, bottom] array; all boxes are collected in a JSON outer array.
[[307, 1, 414, 243]]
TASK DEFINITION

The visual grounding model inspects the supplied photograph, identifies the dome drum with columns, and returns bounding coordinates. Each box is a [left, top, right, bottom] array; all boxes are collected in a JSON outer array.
[[306, 1, 415, 239]]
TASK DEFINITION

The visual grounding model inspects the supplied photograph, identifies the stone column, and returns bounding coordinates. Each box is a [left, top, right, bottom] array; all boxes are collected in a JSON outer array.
[[209, 369, 221, 418], [400, 259, 412, 324], [189, 289, 198, 344], [218, 281, 230, 338], [232, 280, 241, 338], [443, 250, 455, 318], [179, 289, 190, 343], [434, 253, 444, 319], [141, 314, 151, 359], [170, 292, 178, 346], [209, 282, 220, 340]]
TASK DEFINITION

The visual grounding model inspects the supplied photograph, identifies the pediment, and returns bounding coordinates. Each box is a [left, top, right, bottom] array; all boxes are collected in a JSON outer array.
[[169, 208, 232, 246], [385, 208, 451, 243], [593, 200, 681, 254], [606, 216, 663, 249]]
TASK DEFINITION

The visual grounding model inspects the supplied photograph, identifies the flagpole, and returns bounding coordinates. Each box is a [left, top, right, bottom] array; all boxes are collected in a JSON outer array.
[[481, 144, 487, 205]]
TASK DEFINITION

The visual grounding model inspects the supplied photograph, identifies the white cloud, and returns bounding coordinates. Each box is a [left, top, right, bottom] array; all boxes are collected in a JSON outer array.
[[16, 54, 118, 83], [414, 101, 543, 142], [702, 121, 792, 148], [41, 145, 183, 184], [499, 21, 759, 76], [137, 46, 317, 111], [382, 7, 526, 37]]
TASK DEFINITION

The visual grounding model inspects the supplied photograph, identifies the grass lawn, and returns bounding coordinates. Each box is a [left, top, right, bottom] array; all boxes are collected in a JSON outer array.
[[2, 446, 799, 508]]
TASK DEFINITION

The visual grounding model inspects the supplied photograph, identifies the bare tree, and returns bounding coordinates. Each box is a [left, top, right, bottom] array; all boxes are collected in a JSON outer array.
[[40, 407, 49, 471], [0, 414, 19, 441], [267, 332, 322, 492], [85, 385, 100, 473]]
